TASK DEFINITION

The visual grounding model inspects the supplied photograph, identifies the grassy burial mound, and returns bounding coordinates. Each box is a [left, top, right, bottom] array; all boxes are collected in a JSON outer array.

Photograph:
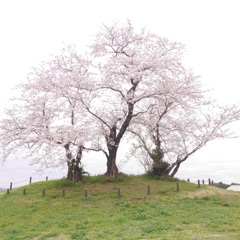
[[0, 174, 240, 240]]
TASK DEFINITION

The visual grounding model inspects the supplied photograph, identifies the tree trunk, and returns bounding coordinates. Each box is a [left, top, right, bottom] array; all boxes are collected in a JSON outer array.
[[167, 156, 188, 178], [105, 146, 118, 178], [169, 162, 181, 178], [166, 159, 183, 178], [67, 162, 84, 181], [65, 144, 84, 182]]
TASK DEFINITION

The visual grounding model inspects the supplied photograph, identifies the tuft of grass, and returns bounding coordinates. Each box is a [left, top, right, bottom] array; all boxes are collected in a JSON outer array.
[[84, 172, 130, 184], [140, 172, 182, 182], [1, 174, 240, 239]]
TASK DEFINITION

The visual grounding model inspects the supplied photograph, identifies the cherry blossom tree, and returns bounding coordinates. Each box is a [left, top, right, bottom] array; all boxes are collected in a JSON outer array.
[[1, 21, 239, 180], [0, 46, 93, 181], [82, 21, 198, 177], [130, 92, 240, 177]]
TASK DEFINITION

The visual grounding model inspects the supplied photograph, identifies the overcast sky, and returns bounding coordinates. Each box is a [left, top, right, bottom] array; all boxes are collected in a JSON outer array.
[[1, 0, 240, 188]]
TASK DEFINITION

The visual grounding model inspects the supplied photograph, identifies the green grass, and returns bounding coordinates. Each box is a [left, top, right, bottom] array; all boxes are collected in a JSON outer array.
[[0, 174, 240, 239]]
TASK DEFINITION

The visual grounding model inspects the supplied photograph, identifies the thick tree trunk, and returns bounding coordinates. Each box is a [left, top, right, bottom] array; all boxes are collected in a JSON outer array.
[[67, 162, 84, 181], [65, 144, 84, 182], [105, 146, 118, 178], [86, 80, 137, 179]]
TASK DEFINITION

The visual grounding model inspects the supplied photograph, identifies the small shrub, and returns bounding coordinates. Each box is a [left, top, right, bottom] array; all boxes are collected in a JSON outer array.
[[152, 161, 170, 176], [84, 172, 129, 184]]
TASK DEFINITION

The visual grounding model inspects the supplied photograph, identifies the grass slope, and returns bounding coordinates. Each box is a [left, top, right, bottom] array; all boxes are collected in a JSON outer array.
[[0, 174, 240, 240]]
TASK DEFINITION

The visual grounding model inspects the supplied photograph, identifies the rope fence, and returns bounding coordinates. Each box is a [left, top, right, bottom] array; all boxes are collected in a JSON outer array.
[[187, 178, 214, 187], [5, 176, 215, 191], [3, 176, 217, 199], [6, 175, 63, 191]]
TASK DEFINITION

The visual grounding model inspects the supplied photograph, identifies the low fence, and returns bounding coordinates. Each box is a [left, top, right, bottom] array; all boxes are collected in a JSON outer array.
[[3, 176, 216, 198], [6, 185, 179, 197], [8, 176, 50, 191], [6, 176, 215, 190], [187, 178, 214, 187]]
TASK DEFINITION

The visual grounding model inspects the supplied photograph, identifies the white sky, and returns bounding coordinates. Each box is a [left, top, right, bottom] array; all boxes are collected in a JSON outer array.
[[1, 0, 240, 188]]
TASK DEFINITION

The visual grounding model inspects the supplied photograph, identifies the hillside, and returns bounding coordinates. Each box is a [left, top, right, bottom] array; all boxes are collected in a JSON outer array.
[[0, 174, 240, 240]]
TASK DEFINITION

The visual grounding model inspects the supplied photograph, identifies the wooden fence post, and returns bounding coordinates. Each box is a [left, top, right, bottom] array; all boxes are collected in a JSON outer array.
[[202, 180, 205, 185], [176, 182, 180, 192], [42, 189, 46, 196], [46, 176, 48, 181], [62, 189, 65, 197], [7, 189, 10, 194], [147, 185, 150, 195], [187, 179, 190, 182], [29, 177, 32, 184], [10, 182, 12, 190], [198, 180, 200, 188], [212, 180, 214, 185], [118, 188, 121, 198], [23, 189, 26, 195], [208, 178, 211, 185]]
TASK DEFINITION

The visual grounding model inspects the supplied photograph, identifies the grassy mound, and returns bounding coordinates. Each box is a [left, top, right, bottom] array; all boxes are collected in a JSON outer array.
[[0, 174, 240, 240]]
